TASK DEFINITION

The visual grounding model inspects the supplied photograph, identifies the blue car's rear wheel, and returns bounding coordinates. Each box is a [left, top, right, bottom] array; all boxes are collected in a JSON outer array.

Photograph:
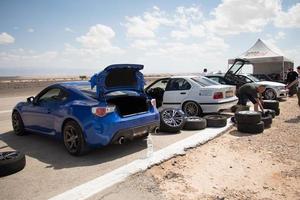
[[12, 111, 26, 136], [63, 121, 88, 156]]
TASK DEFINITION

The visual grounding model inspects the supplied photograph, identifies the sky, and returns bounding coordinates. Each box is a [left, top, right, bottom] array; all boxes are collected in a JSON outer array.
[[0, 0, 299, 76]]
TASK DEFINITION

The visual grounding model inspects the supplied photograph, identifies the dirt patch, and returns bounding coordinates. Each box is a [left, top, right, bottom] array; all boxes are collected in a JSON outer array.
[[106, 97, 300, 200]]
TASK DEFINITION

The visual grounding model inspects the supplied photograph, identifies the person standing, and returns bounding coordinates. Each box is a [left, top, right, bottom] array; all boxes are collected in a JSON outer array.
[[286, 66, 300, 107], [286, 67, 298, 97], [201, 68, 208, 76], [237, 83, 266, 112]]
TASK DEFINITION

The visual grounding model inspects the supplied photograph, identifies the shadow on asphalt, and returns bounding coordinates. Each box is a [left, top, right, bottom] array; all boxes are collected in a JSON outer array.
[[0, 131, 147, 169]]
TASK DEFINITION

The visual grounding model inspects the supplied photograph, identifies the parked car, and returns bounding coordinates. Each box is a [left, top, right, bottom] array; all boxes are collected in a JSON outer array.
[[251, 74, 274, 82], [12, 64, 160, 155], [145, 76, 238, 117], [206, 59, 287, 100]]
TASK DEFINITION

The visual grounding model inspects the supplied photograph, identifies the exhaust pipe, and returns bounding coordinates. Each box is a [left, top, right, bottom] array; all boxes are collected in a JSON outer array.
[[118, 136, 125, 145]]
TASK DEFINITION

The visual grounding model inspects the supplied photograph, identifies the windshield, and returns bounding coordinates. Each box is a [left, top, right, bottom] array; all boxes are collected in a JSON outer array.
[[192, 76, 220, 86]]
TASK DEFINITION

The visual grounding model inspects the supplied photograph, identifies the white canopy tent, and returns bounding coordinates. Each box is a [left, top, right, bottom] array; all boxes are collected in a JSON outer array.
[[228, 39, 294, 80]]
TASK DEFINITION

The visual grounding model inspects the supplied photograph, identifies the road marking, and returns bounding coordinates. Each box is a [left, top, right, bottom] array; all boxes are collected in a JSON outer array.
[[0, 110, 11, 114], [49, 119, 233, 200]]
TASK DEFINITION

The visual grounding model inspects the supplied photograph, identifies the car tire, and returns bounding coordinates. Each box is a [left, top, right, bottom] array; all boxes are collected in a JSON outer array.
[[261, 114, 272, 128], [203, 115, 227, 128], [235, 111, 262, 124], [0, 151, 26, 177], [183, 101, 201, 117], [230, 105, 250, 113], [264, 88, 277, 100], [237, 121, 264, 134], [275, 108, 280, 116], [183, 117, 207, 130], [159, 108, 186, 133], [11, 111, 26, 136], [63, 121, 89, 156], [263, 100, 279, 110], [262, 109, 276, 118]]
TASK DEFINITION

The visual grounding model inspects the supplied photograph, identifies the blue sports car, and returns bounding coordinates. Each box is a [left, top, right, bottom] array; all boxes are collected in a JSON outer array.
[[12, 64, 160, 155]]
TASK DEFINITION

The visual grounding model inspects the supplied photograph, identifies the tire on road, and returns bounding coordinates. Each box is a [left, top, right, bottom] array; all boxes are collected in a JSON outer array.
[[235, 111, 262, 124], [12, 111, 26, 136], [203, 115, 227, 128], [159, 108, 186, 133], [263, 100, 279, 110], [63, 120, 89, 156], [0, 151, 26, 177], [261, 114, 272, 128], [183, 117, 207, 130], [237, 121, 264, 134]]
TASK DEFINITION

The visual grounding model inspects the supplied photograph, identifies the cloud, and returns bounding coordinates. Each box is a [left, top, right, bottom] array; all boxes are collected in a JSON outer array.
[[65, 27, 75, 33], [27, 28, 35, 33], [76, 24, 121, 53], [124, 6, 172, 38], [0, 32, 15, 44], [130, 39, 158, 50], [274, 3, 300, 28], [205, 0, 281, 35]]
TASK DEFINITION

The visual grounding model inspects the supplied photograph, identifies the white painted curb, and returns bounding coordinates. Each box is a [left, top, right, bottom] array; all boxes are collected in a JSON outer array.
[[49, 119, 233, 200]]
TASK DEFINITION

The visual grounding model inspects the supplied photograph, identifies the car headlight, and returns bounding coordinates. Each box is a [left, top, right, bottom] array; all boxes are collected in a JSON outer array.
[[276, 86, 285, 90]]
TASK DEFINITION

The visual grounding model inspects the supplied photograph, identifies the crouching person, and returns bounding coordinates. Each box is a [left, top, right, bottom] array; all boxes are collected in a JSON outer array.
[[237, 83, 266, 112]]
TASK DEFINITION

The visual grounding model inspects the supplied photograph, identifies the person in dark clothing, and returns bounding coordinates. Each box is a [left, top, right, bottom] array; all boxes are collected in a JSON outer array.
[[286, 68, 298, 97], [237, 83, 266, 112], [286, 66, 300, 107]]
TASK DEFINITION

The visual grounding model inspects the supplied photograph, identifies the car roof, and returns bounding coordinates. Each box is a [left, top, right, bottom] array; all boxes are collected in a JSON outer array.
[[206, 74, 225, 77], [56, 81, 90, 88], [171, 75, 199, 78]]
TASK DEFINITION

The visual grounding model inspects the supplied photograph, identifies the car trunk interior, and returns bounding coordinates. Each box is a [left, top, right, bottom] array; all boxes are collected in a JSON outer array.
[[107, 96, 149, 117]]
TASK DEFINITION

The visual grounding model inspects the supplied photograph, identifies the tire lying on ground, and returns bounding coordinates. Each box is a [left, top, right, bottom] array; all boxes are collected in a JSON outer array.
[[261, 114, 272, 128], [183, 117, 207, 130], [262, 109, 276, 118], [0, 151, 26, 177], [159, 108, 186, 133], [203, 115, 227, 128], [263, 100, 279, 110], [275, 108, 280, 116], [237, 121, 264, 134], [235, 111, 262, 124], [230, 105, 250, 113]]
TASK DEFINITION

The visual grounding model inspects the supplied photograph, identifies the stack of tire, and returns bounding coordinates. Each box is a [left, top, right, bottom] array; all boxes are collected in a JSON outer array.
[[262, 100, 280, 116], [235, 111, 272, 134]]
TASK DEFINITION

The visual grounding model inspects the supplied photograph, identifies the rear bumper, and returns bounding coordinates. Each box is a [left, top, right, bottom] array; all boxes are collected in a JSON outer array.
[[83, 109, 160, 147], [110, 122, 159, 144], [200, 98, 238, 113]]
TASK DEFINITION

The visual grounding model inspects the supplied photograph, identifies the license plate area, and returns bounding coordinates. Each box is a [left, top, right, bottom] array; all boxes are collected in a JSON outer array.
[[225, 91, 234, 98]]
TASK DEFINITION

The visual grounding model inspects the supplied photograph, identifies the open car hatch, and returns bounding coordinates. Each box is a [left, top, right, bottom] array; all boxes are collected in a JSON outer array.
[[224, 58, 250, 86], [90, 64, 145, 97]]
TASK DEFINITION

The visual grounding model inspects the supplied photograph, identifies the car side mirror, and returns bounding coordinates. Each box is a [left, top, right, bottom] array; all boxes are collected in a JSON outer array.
[[27, 96, 35, 104]]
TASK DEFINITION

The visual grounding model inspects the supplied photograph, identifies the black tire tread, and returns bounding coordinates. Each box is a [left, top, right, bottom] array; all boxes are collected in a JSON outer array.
[[237, 121, 264, 134], [0, 151, 26, 177], [203, 115, 227, 128], [183, 117, 207, 130], [235, 111, 261, 124]]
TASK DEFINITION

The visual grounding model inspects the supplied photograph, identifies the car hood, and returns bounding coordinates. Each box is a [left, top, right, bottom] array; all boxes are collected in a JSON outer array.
[[255, 81, 285, 87], [90, 64, 145, 97]]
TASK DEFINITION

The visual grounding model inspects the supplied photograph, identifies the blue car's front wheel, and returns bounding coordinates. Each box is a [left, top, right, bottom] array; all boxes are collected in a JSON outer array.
[[63, 121, 88, 156]]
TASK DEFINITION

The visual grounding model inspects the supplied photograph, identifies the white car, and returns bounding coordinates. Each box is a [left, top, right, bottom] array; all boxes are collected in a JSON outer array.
[[238, 74, 287, 100], [146, 76, 238, 116]]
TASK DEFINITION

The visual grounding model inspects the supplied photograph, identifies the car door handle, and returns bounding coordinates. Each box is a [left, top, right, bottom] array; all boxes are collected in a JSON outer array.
[[180, 92, 186, 95]]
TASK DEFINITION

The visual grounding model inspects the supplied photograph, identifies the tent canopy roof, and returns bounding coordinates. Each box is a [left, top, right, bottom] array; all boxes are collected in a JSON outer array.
[[228, 39, 293, 64]]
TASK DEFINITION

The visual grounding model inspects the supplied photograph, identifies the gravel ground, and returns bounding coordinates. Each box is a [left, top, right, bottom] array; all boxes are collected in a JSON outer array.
[[100, 97, 300, 200]]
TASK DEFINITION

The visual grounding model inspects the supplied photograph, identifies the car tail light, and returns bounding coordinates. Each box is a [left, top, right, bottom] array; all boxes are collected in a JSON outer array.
[[92, 105, 115, 117], [150, 99, 157, 108], [213, 92, 224, 99]]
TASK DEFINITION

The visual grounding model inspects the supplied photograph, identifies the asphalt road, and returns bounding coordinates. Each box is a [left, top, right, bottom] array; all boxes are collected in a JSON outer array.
[[0, 95, 202, 200]]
